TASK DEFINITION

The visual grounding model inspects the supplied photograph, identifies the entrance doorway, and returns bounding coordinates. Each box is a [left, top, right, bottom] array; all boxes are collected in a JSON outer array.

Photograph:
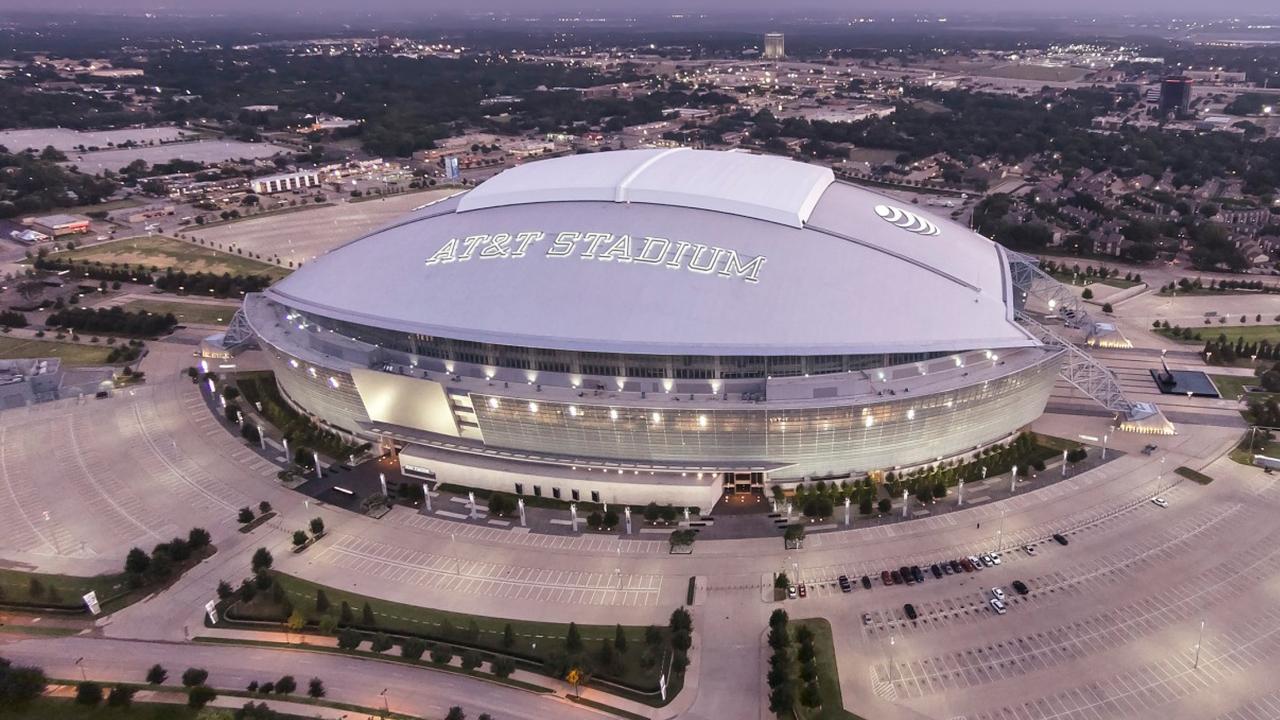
[[722, 471, 765, 496]]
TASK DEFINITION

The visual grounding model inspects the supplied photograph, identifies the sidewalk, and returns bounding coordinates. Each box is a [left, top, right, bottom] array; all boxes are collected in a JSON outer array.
[[195, 623, 700, 720], [46, 683, 354, 719]]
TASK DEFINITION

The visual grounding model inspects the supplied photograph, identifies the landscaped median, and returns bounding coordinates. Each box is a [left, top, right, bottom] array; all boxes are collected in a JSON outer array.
[[765, 612, 865, 720], [209, 570, 691, 707]]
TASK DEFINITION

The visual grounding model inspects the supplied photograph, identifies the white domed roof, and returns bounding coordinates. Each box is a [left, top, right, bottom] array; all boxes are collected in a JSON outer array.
[[266, 149, 1036, 356]]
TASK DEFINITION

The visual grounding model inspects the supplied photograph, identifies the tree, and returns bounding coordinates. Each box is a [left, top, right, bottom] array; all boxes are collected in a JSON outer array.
[[1102, 302, 1114, 313], [336, 628, 363, 650], [339, 601, 354, 626], [670, 607, 693, 634], [445, 707, 466, 720], [309, 517, 325, 536], [75, 681, 103, 706], [401, 637, 428, 660], [461, 650, 483, 671], [0, 659, 46, 706], [181, 668, 209, 687], [238, 507, 255, 524], [107, 684, 135, 708], [292, 529, 308, 547], [800, 680, 822, 708], [217, 580, 234, 601], [614, 624, 628, 653], [491, 656, 516, 678], [878, 498, 892, 513], [502, 623, 516, 649], [565, 622, 583, 652], [275, 675, 297, 694], [1081, 288, 1094, 300], [251, 547, 273, 573], [187, 685, 217, 709], [361, 601, 376, 626], [188, 527, 211, 549], [371, 633, 394, 652], [145, 664, 167, 685], [430, 645, 454, 665], [307, 677, 326, 698], [125, 547, 150, 575], [286, 609, 306, 635], [770, 608, 789, 628], [259, 500, 273, 515]]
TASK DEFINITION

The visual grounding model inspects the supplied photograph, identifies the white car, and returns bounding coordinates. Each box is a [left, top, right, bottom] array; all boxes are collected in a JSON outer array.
[[979, 554, 994, 567], [991, 587, 1006, 602], [968, 555, 984, 570], [990, 598, 1007, 615], [1024, 544, 1037, 556], [787, 585, 798, 600], [1151, 497, 1169, 508], [990, 553, 1002, 566]]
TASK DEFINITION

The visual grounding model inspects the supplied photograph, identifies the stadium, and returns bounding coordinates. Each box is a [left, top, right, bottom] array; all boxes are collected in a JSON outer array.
[[241, 148, 1069, 509]]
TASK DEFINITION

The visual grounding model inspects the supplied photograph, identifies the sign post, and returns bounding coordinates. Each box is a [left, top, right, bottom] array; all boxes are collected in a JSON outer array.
[[82, 591, 101, 616], [205, 599, 219, 624]]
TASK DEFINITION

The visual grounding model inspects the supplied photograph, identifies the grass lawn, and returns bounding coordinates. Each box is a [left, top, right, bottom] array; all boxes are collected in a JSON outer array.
[[0, 568, 130, 612], [1174, 466, 1215, 485], [0, 336, 115, 366], [1208, 374, 1269, 402], [790, 619, 866, 720], [1161, 324, 1280, 346], [49, 235, 288, 280], [121, 299, 236, 326], [1047, 271, 1140, 290], [0, 696, 318, 720], [229, 571, 679, 697]]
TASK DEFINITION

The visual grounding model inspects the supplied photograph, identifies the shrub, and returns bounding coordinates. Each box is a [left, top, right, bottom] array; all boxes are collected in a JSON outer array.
[[275, 675, 296, 694], [292, 530, 308, 547], [181, 668, 209, 687], [877, 498, 892, 513], [430, 645, 454, 664], [106, 684, 135, 708], [490, 656, 516, 678], [336, 628, 363, 650], [238, 507, 255, 524], [251, 547, 273, 572], [309, 517, 325, 536], [460, 650, 483, 671], [75, 681, 103, 706], [401, 637, 428, 660], [187, 685, 217, 709], [307, 677, 325, 698], [187, 527, 211, 549], [370, 633, 394, 652], [145, 664, 167, 685]]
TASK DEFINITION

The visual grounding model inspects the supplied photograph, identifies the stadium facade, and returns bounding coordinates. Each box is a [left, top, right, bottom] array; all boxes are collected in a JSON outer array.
[[242, 148, 1065, 509]]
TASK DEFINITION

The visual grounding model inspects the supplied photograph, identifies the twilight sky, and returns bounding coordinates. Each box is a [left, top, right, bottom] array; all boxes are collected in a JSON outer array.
[[3, 0, 1280, 17]]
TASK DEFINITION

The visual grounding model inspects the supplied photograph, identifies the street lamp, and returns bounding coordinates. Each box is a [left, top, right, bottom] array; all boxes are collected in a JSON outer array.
[[1194, 619, 1205, 670], [379, 688, 390, 718]]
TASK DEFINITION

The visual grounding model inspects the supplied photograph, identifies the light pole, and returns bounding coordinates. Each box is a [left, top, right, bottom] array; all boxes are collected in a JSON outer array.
[[888, 635, 896, 684], [1010, 465, 1018, 494], [996, 510, 1006, 552], [74, 657, 87, 682], [1102, 433, 1108, 460], [957, 477, 964, 506], [379, 688, 390, 718], [1194, 619, 1205, 669]]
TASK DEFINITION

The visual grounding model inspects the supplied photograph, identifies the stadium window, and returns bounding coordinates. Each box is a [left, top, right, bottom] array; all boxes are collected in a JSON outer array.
[[552, 487, 561, 500], [533, 485, 542, 497], [571, 489, 580, 501], [514, 482, 524, 495], [591, 490, 600, 503]]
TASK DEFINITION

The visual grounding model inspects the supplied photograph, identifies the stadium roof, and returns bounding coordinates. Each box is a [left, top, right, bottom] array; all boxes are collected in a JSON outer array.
[[267, 149, 1038, 357]]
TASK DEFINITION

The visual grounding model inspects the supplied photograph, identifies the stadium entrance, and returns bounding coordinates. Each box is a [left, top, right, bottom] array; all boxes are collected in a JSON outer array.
[[722, 471, 765, 496]]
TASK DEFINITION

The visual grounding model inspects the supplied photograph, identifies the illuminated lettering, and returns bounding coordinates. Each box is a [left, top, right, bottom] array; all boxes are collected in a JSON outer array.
[[687, 244, 719, 274], [511, 231, 544, 257], [634, 236, 669, 264], [598, 235, 634, 262], [717, 250, 767, 284], [424, 238, 459, 265], [479, 233, 512, 258], [548, 231, 579, 257], [580, 232, 613, 259], [424, 229, 767, 284], [457, 234, 488, 260]]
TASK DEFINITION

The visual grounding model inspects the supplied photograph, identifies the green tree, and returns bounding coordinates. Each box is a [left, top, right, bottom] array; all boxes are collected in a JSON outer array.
[[361, 601, 376, 626], [338, 601, 354, 626], [307, 677, 325, 698], [336, 628, 362, 650], [430, 645, 454, 665], [502, 623, 516, 649], [565, 622, 583, 652], [401, 637, 428, 660], [275, 675, 297, 694], [106, 684, 135, 708], [187, 685, 217, 709], [124, 547, 150, 575], [614, 624, 628, 653], [145, 664, 167, 685], [74, 681, 103, 706], [309, 517, 325, 536], [460, 650, 483, 671], [445, 707, 466, 720], [315, 588, 330, 613], [181, 668, 209, 687], [490, 656, 516, 678], [370, 633, 394, 652], [292, 529, 308, 547], [251, 547, 273, 573]]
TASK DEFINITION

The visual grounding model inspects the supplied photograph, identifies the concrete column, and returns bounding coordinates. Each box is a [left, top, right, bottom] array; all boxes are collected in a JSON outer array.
[[423, 483, 432, 512], [518, 498, 526, 527], [623, 505, 631, 534]]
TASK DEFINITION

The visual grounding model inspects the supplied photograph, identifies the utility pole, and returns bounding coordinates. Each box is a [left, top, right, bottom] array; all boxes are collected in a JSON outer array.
[[1194, 619, 1205, 670]]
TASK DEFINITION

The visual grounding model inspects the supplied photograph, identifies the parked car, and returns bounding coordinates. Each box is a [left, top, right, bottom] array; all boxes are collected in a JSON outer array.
[[991, 587, 1006, 602], [838, 575, 852, 593], [950, 559, 964, 573], [942, 562, 954, 575], [960, 558, 975, 572], [968, 555, 984, 569], [1053, 533, 1069, 546], [862, 612, 873, 625], [899, 567, 913, 585], [910, 566, 924, 584], [930, 563, 943, 578], [989, 598, 1007, 615], [904, 603, 918, 620], [861, 575, 872, 589], [1151, 497, 1168, 508], [1012, 580, 1029, 595], [798, 583, 807, 598], [881, 570, 893, 586], [1142, 444, 1158, 455], [890, 569, 903, 585], [787, 585, 798, 600], [989, 553, 1002, 566], [1023, 544, 1037, 556], [979, 554, 994, 567]]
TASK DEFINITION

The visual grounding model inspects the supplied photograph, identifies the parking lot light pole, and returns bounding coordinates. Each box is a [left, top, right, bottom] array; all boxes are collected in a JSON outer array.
[[1010, 465, 1017, 494], [1194, 619, 1205, 669], [379, 688, 389, 718], [957, 477, 964, 506], [1102, 433, 1109, 460], [888, 635, 896, 684]]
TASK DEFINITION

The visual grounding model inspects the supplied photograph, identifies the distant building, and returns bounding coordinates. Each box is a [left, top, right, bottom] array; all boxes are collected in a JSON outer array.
[[763, 32, 785, 60], [27, 214, 90, 237], [251, 170, 321, 195], [0, 358, 63, 409], [1159, 76, 1193, 116], [9, 229, 49, 245]]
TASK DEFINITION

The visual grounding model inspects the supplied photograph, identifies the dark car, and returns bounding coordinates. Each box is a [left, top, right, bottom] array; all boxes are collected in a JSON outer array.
[[881, 570, 893, 586], [899, 566, 914, 585], [861, 575, 872, 590], [942, 562, 954, 575], [949, 559, 963, 574], [838, 575, 852, 593], [930, 563, 943, 578], [960, 558, 975, 572], [1053, 533, 1069, 546], [911, 566, 924, 584], [1012, 580, 1030, 595], [95, 390, 110, 399], [904, 603, 918, 620], [890, 569, 904, 585]]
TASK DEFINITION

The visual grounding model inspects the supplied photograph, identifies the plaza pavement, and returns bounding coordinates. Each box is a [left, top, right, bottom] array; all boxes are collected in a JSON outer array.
[[2, 294, 1279, 719]]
